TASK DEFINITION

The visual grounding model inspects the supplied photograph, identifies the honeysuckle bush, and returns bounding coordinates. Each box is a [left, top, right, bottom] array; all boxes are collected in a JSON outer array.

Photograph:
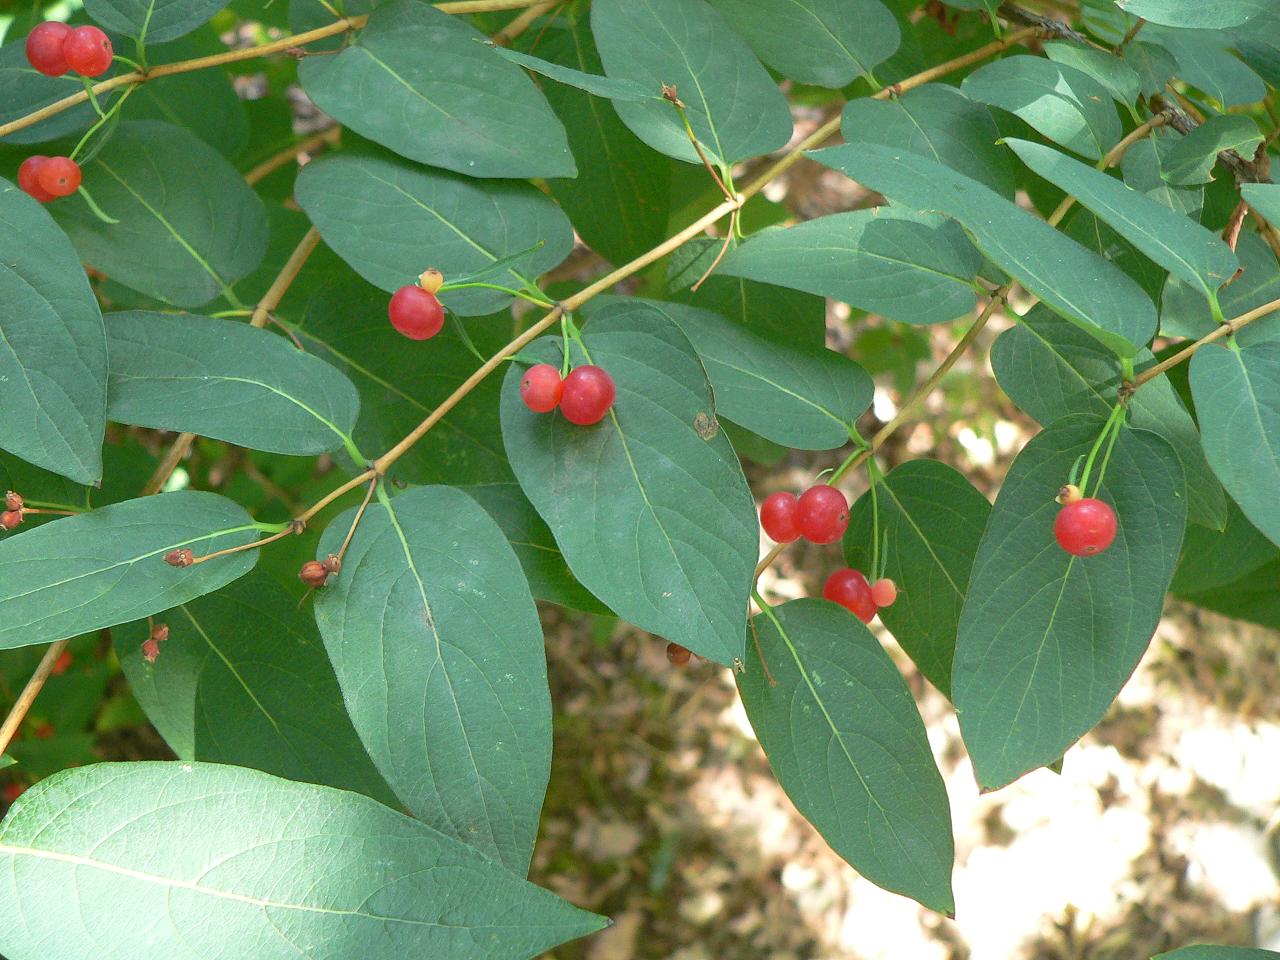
[[0, 0, 1279, 955]]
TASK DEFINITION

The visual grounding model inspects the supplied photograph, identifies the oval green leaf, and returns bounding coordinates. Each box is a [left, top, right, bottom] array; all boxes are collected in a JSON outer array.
[[1145, 26, 1267, 106], [0, 38, 100, 145], [84, 0, 225, 42], [1154, 948, 1280, 960], [1162, 115, 1263, 185], [1114, 0, 1268, 28]]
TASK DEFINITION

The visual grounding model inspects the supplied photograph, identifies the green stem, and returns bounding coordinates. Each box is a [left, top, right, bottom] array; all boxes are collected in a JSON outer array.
[[867, 459, 882, 580], [76, 186, 119, 224], [451, 314, 487, 364], [70, 84, 135, 161], [22, 499, 85, 513], [80, 75, 105, 118], [752, 588, 784, 634], [253, 520, 292, 533], [439, 280, 553, 308], [1078, 403, 1126, 494]]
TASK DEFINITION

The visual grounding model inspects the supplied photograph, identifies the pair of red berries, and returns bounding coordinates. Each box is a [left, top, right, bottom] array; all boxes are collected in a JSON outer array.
[[27, 22, 113, 77], [759, 485, 849, 545], [17, 155, 81, 203], [520, 363, 616, 426], [823, 569, 897, 623], [1054, 487, 1117, 556]]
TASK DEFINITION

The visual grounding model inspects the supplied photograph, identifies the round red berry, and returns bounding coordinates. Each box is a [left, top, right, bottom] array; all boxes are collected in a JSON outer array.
[[37, 157, 81, 198], [26, 21, 72, 76], [17, 156, 55, 203], [520, 363, 562, 413], [1, 510, 22, 531], [1054, 497, 1117, 557], [560, 365, 616, 426], [63, 26, 113, 77], [666, 642, 691, 666], [388, 285, 445, 340], [870, 578, 898, 608], [760, 491, 801, 543], [796, 484, 849, 544], [823, 568, 876, 622]]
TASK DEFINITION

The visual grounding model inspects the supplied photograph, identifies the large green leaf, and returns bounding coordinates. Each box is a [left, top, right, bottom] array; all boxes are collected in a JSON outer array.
[[501, 302, 757, 666], [1154, 948, 1280, 960], [540, 21, 671, 267], [591, 0, 793, 165], [720, 209, 983, 326], [952, 418, 1186, 790], [314, 485, 551, 874], [844, 460, 991, 697], [0, 182, 107, 485], [1145, 26, 1266, 107], [991, 306, 1225, 529], [1171, 500, 1277, 594], [671, 259, 827, 345], [288, 274, 511, 485], [0, 37, 99, 145], [0, 762, 607, 959], [298, 0, 573, 178], [1190, 342, 1280, 548], [738, 598, 954, 913], [1062, 207, 1168, 305], [116, 575, 394, 804], [129, 34, 250, 157], [84, 0, 224, 41], [1161, 232, 1280, 343], [1122, 133, 1204, 218], [840, 84, 1015, 197], [1162, 115, 1263, 185], [705, 0, 899, 88], [598, 297, 871, 450], [0, 492, 259, 649], [1113, 0, 1268, 28], [1176, 558, 1280, 631], [1044, 41, 1142, 107], [295, 147, 573, 316], [486, 45, 659, 102], [814, 144, 1157, 357], [52, 121, 267, 308], [1242, 183, 1280, 224], [1005, 138, 1238, 304], [105, 311, 360, 456], [961, 56, 1121, 160]]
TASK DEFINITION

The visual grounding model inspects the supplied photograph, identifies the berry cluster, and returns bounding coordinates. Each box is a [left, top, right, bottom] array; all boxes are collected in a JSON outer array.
[[520, 363, 616, 426], [760, 485, 849, 545], [822, 568, 898, 623], [26, 22, 113, 78], [1, 490, 23, 531], [17, 155, 81, 203], [141, 622, 169, 664]]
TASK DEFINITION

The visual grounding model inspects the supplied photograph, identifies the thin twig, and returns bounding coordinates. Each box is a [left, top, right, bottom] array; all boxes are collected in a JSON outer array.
[[245, 127, 341, 186], [0, 640, 68, 757], [691, 209, 739, 292], [1133, 296, 1280, 387], [189, 523, 298, 566], [1045, 111, 1170, 227], [333, 476, 378, 563], [492, 0, 559, 45]]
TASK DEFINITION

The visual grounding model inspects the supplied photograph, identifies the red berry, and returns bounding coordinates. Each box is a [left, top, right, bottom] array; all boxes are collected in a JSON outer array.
[[870, 578, 898, 608], [299, 560, 330, 588], [760, 491, 801, 543], [796, 484, 849, 544], [17, 156, 55, 203], [1054, 497, 1117, 557], [666, 642, 691, 666], [1, 510, 22, 531], [559, 365, 616, 426], [141, 636, 161, 664], [823, 568, 876, 623], [37, 157, 81, 198], [2, 783, 25, 804], [51, 650, 73, 676], [63, 25, 113, 77], [520, 363, 562, 413], [388, 285, 445, 340], [26, 21, 72, 76]]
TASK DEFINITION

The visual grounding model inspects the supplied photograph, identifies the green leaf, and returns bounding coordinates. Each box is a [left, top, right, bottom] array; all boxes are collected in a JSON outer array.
[[299, 0, 573, 178], [1113, 0, 1269, 28], [1062, 207, 1168, 305], [295, 147, 572, 316], [738, 598, 954, 913], [116, 575, 395, 804], [1005, 138, 1238, 302], [52, 121, 267, 309], [1161, 232, 1280, 343], [105, 311, 360, 457], [1241, 183, 1280, 224], [1145, 26, 1266, 107], [1044, 41, 1142, 107], [0, 754, 13, 771], [1122, 132, 1204, 217], [720, 209, 983, 326], [0, 182, 107, 485], [952, 418, 1186, 790], [1162, 115, 1263, 185], [591, 0, 793, 165], [289, 275, 511, 485], [1123, 41, 1180, 97], [814, 143, 1157, 357], [129, 34, 250, 157], [84, 0, 224, 41], [840, 84, 1016, 197], [1190, 342, 1280, 548], [599, 297, 871, 450], [539, 21, 671, 267], [991, 306, 1226, 529], [0, 762, 608, 959], [462, 483, 610, 615], [314, 485, 551, 874], [486, 43, 659, 101], [501, 301, 757, 666], [1172, 500, 1277, 594], [1176, 558, 1280, 631], [960, 56, 1121, 160], [705, 0, 899, 88], [0, 492, 259, 650], [0, 38, 98, 145], [844, 461, 991, 697], [1154, 948, 1280, 960]]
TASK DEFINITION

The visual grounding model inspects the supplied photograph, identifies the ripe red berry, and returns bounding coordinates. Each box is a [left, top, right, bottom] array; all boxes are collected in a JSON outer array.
[[823, 568, 876, 623], [759, 491, 801, 543], [666, 642, 691, 666], [870, 578, 898, 608], [63, 25, 113, 77], [17, 156, 55, 203], [796, 485, 849, 544], [26, 21, 72, 76], [37, 157, 81, 198], [388, 285, 445, 340], [1054, 497, 1117, 557], [51, 650, 74, 676], [299, 560, 330, 587], [520, 363, 562, 413], [559, 365, 616, 426], [1, 510, 22, 531]]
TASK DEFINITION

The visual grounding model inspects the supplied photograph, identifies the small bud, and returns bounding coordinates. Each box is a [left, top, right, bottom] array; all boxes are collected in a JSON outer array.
[[1, 510, 22, 531], [164, 549, 194, 568], [322, 554, 342, 576], [666, 642, 691, 666], [4, 490, 22, 512], [417, 268, 444, 293], [150, 622, 170, 643], [1056, 483, 1082, 505], [141, 637, 161, 664], [299, 560, 330, 588]]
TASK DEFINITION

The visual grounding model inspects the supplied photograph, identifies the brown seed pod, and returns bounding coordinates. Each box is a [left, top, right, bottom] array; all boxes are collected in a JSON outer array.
[[4, 491, 22, 512], [164, 548, 194, 567], [141, 637, 161, 664], [666, 642, 691, 666], [0, 510, 22, 531], [322, 554, 342, 576], [151, 622, 170, 643], [299, 560, 330, 588]]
